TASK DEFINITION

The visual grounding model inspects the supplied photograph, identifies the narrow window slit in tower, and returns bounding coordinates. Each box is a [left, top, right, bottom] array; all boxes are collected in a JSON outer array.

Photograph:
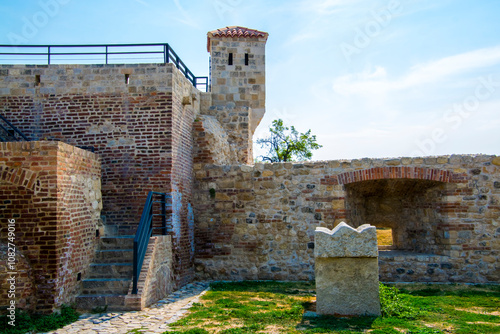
[[245, 53, 249, 66], [125, 74, 130, 85], [35, 75, 41, 86], [228, 53, 233, 66]]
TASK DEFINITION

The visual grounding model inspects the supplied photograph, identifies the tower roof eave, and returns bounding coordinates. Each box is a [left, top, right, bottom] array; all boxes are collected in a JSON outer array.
[[207, 26, 269, 52]]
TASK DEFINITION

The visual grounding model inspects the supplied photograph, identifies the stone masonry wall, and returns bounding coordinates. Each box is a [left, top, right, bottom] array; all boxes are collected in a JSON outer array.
[[0, 63, 200, 284], [199, 103, 251, 164], [0, 141, 101, 313], [193, 114, 234, 164], [193, 155, 500, 283], [125, 235, 173, 310], [208, 36, 266, 114]]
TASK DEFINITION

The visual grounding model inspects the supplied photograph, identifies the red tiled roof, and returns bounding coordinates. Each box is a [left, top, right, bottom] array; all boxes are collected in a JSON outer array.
[[207, 26, 268, 52], [209, 26, 268, 38]]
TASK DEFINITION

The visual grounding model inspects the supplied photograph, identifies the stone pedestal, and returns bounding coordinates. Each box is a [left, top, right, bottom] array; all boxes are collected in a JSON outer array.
[[315, 222, 381, 316]]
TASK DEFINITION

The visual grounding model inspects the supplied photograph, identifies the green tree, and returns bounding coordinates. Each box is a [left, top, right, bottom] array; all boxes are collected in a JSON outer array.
[[256, 119, 322, 162]]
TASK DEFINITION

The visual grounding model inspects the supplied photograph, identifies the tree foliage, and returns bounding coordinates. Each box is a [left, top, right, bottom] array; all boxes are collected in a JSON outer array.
[[256, 119, 322, 163]]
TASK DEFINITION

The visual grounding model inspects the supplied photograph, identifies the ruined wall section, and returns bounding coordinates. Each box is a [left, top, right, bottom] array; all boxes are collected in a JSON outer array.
[[0, 141, 101, 313], [198, 104, 251, 164], [193, 114, 234, 164], [193, 155, 500, 283]]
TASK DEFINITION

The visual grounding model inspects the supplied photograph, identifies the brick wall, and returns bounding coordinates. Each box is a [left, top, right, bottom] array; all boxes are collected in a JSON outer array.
[[193, 155, 500, 283], [170, 70, 198, 284], [0, 141, 101, 313], [0, 235, 36, 311], [0, 63, 200, 284]]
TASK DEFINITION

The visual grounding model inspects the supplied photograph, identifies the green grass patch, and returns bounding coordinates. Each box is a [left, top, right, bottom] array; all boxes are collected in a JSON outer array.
[[167, 281, 500, 334], [0, 305, 80, 334]]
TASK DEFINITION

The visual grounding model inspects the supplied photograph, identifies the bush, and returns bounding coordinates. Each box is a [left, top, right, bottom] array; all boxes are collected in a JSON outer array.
[[379, 283, 421, 319], [0, 309, 35, 334]]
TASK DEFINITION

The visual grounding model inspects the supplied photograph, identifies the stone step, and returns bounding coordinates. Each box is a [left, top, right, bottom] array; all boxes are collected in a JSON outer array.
[[98, 236, 135, 250], [81, 278, 131, 295], [75, 236, 138, 312], [87, 263, 133, 279], [94, 249, 134, 263], [75, 294, 128, 312]]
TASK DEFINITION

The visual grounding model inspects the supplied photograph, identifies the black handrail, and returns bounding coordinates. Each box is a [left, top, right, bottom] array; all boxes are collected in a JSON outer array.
[[0, 43, 209, 92], [0, 114, 29, 142], [132, 191, 168, 294]]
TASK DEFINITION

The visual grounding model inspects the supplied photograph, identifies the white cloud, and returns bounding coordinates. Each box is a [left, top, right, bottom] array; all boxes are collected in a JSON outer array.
[[405, 46, 500, 85], [333, 45, 500, 96]]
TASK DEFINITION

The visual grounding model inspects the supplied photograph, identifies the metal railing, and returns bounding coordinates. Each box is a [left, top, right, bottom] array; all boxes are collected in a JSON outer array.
[[0, 114, 29, 142], [0, 43, 208, 92], [132, 191, 168, 294]]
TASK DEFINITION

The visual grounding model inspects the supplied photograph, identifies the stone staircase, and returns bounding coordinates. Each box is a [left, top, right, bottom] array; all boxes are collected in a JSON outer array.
[[75, 236, 135, 311]]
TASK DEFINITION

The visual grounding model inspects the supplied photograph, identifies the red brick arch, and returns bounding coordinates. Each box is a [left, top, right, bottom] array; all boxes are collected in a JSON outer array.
[[0, 166, 40, 194], [336, 166, 468, 185]]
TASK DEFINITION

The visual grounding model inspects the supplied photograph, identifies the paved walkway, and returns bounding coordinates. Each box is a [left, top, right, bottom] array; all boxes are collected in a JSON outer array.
[[48, 282, 210, 334]]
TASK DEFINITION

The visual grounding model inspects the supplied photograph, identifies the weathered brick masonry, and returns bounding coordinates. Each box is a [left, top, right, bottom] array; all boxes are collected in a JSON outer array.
[[0, 141, 101, 312], [193, 156, 500, 283], [0, 63, 200, 285]]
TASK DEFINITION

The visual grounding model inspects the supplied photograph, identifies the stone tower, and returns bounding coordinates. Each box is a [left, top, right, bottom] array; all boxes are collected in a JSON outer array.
[[206, 26, 268, 163]]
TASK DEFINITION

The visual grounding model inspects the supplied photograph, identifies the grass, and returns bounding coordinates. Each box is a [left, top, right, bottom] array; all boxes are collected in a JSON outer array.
[[167, 281, 500, 334], [0, 304, 80, 334]]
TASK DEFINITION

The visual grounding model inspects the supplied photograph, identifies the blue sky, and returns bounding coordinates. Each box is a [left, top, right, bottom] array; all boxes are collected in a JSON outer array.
[[1, 0, 499, 160]]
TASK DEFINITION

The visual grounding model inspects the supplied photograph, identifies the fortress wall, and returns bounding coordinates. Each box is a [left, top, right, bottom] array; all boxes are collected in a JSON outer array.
[[193, 155, 500, 283], [0, 141, 101, 313], [0, 63, 200, 284]]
